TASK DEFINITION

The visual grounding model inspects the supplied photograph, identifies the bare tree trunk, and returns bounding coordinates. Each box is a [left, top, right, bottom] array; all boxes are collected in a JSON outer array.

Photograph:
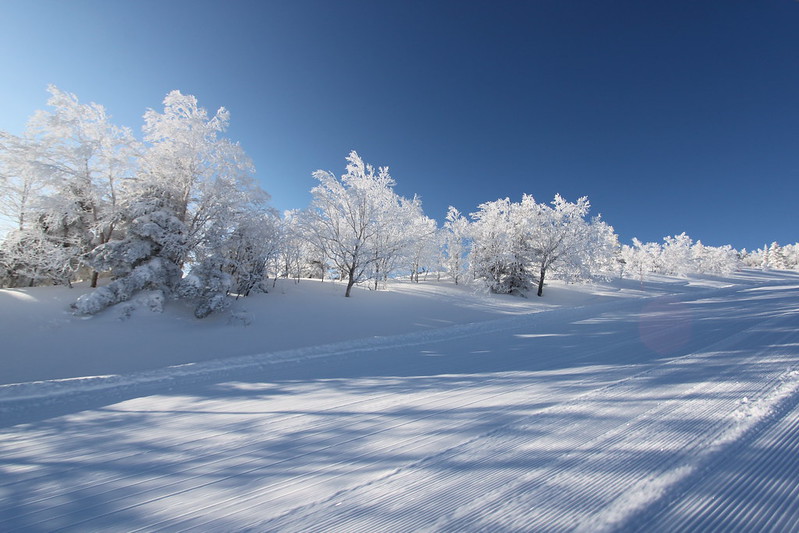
[[537, 265, 546, 297], [90, 271, 99, 288], [345, 265, 357, 297]]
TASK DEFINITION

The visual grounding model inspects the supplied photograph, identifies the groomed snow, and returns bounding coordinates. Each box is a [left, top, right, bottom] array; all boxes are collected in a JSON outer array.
[[1, 269, 798, 531]]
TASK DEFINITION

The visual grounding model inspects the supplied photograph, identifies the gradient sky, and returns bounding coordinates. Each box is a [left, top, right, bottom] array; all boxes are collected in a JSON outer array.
[[1, 0, 797, 250]]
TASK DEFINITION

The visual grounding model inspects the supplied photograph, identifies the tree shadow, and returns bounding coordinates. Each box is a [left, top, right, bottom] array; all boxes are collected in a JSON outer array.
[[1, 281, 798, 530]]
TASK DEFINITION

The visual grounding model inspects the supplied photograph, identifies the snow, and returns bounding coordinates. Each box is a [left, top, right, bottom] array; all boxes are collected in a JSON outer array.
[[2, 269, 799, 530]]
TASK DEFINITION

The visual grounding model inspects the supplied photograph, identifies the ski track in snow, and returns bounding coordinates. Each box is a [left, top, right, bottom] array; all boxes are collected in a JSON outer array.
[[1, 275, 798, 531]]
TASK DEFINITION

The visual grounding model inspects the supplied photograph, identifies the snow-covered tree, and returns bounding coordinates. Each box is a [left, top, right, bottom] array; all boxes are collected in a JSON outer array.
[[621, 234, 739, 280], [1, 126, 77, 288], [522, 194, 591, 296], [660, 233, 695, 276], [621, 238, 662, 283], [224, 207, 282, 296], [562, 215, 619, 282], [469, 194, 609, 297], [403, 199, 439, 283], [304, 151, 409, 297], [692, 241, 738, 275], [782, 243, 799, 270], [0, 132, 49, 233], [767, 242, 786, 270], [469, 197, 527, 294], [137, 90, 264, 265], [0, 227, 77, 287], [174, 203, 281, 317], [366, 192, 416, 290], [73, 90, 273, 317], [0, 86, 139, 287], [279, 210, 326, 281], [524, 194, 594, 297], [442, 206, 469, 284], [743, 242, 797, 271]]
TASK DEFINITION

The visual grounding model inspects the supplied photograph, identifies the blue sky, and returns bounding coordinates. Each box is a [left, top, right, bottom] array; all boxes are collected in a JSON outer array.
[[1, 0, 797, 250]]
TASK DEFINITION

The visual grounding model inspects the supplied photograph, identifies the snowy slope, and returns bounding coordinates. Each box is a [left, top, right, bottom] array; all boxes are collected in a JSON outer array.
[[0, 277, 589, 386], [1, 270, 798, 531]]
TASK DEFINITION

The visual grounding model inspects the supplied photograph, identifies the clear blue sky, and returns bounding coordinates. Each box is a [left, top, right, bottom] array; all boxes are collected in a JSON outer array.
[[1, 0, 797, 250]]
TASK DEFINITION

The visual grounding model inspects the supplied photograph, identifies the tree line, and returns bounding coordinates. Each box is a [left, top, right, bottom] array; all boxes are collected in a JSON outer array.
[[0, 88, 790, 317]]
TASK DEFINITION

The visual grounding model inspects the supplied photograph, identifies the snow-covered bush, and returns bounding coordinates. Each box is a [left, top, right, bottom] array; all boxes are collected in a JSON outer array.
[[72, 199, 186, 315], [176, 259, 234, 318]]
